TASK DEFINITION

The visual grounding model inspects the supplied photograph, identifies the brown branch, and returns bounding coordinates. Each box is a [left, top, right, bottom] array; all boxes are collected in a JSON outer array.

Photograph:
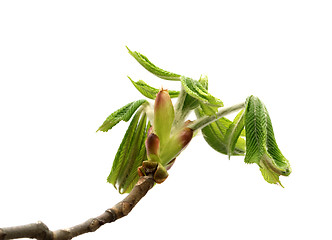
[[0, 175, 155, 240]]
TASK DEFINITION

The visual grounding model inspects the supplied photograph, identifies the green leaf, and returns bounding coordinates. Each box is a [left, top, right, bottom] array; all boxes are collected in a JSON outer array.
[[199, 75, 208, 89], [107, 109, 142, 187], [126, 46, 181, 81], [107, 109, 150, 193], [128, 77, 180, 99], [265, 108, 291, 176], [260, 164, 283, 186], [192, 76, 244, 157], [195, 106, 245, 156], [244, 95, 291, 186], [244, 96, 267, 164], [225, 109, 245, 159], [178, 75, 211, 114], [97, 99, 148, 132], [180, 76, 223, 107], [117, 113, 148, 193], [182, 93, 200, 111]]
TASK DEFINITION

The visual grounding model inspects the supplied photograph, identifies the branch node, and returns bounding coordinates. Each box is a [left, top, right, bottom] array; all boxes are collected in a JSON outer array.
[[121, 201, 133, 217], [104, 209, 116, 222], [53, 229, 71, 240], [35, 221, 52, 240], [88, 219, 101, 232]]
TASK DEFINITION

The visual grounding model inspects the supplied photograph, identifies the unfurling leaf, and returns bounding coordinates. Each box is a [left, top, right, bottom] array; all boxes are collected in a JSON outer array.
[[181, 75, 212, 113], [126, 46, 181, 81], [107, 109, 150, 193], [225, 110, 245, 159], [128, 77, 180, 99], [192, 75, 244, 156], [195, 106, 246, 157], [244, 95, 291, 186], [180, 76, 223, 107], [97, 99, 147, 132], [99, 49, 292, 194]]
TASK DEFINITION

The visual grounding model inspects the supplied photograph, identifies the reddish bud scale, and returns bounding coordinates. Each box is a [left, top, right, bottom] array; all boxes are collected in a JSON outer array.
[[146, 126, 153, 137], [145, 132, 160, 162], [178, 127, 193, 149], [165, 158, 176, 171], [154, 164, 169, 184], [139, 160, 169, 184]]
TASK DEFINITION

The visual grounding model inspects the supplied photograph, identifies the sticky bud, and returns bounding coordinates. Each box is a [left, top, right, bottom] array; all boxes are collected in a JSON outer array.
[[140, 161, 168, 184], [145, 131, 160, 162], [142, 160, 158, 174], [177, 127, 193, 149], [154, 89, 174, 147], [160, 127, 193, 165], [154, 163, 169, 184], [137, 166, 145, 177]]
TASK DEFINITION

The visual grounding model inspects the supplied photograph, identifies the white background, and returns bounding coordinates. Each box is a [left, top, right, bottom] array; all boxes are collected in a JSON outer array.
[[0, 1, 331, 240]]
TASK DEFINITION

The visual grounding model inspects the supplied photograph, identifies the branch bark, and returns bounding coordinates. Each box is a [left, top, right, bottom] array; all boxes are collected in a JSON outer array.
[[0, 175, 155, 240]]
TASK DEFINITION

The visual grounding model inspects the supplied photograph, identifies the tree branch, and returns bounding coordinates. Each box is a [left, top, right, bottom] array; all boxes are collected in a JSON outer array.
[[0, 175, 155, 240]]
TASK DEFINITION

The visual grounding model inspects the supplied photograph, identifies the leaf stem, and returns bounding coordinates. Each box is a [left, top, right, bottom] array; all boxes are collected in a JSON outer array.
[[142, 102, 154, 125], [189, 102, 246, 131], [172, 86, 189, 129]]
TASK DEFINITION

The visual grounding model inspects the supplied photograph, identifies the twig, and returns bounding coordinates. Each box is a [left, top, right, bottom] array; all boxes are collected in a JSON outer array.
[[0, 175, 155, 240]]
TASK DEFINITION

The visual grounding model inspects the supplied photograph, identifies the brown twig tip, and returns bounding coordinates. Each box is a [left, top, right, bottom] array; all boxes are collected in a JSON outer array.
[[0, 175, 155, 240]]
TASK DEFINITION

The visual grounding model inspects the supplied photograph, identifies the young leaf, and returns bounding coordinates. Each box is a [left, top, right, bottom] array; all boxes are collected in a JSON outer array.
[[117, 113, 148, 193], [265, 109, 291, 176], [107, 109, 150, 193], [199, 74, 208, 89], [244, 95, 291, 186], [181, 91, 199, 112], [260, 165, 283, 186], [97, 99, 148, 132], [178, 75, 211, 115], [128, 77, 180, 99], [225, 109, 245, 159], [192, 76, 244, 156], [180, 76, 223, 107], [195, 106, 246, 156], [244, 96, 267, 164], [107, 109, 142, 187], [126, 46, 181, 81]]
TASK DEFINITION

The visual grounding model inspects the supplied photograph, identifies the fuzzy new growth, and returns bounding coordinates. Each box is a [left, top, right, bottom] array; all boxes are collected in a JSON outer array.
[[142, 89, 194, 183], [98, 48, 291, 192], [0, 47, 293, 240]]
